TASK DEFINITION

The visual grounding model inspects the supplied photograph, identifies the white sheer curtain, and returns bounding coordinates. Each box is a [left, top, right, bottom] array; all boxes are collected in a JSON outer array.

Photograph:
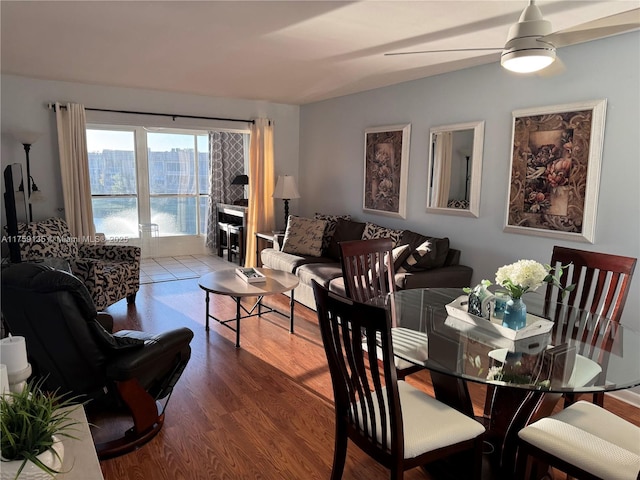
[[244, 119, 275, 267], [54, 102, 95, 237], [432, 131, 454, 208]]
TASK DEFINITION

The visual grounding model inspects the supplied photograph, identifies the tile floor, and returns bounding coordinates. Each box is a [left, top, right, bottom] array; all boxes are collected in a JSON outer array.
[[140, 254, 237, 284]]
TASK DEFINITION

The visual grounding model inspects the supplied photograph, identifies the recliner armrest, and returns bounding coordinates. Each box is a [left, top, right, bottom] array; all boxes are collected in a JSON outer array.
[[97, 313, 114, 333], [106, 328, 194, 382]]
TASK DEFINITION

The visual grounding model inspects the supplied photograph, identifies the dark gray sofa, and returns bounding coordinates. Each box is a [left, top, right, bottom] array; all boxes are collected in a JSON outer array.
[[261, 217, 473, 310]]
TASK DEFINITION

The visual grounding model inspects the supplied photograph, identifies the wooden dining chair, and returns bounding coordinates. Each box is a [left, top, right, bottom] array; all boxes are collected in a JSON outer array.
[[312, 281, 485, 480], [339, 238, 423, 379], [516, 400, 640, 480], [483, 247, 636, 420], [544, 246, 636, 406], [544, 246, 636, 324]]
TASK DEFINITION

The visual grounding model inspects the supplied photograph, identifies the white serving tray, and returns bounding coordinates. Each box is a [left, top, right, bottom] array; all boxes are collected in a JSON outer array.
[[445, 295, 554, 341]]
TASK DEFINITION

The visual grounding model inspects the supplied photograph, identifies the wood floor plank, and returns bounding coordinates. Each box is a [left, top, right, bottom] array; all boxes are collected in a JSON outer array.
[[98, 276, 639, 480]]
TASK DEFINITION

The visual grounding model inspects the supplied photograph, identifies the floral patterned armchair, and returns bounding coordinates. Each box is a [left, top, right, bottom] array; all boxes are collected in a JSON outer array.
[[16, 217, 140, 310]]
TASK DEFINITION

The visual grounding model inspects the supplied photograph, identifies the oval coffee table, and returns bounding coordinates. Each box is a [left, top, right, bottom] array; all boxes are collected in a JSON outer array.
[[198, 268, 299, 348]]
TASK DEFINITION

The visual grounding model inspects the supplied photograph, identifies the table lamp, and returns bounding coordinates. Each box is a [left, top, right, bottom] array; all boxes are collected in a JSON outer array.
[[273, 175, 300, 227], [231, 174, 249, 206]]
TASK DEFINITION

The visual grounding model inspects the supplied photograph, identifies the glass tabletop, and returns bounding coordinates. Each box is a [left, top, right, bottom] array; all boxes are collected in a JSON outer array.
[[371, 288, 640, 394]]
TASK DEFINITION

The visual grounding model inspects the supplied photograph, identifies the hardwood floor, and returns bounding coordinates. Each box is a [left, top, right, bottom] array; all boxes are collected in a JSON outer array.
[[98, 277, 640, 480]]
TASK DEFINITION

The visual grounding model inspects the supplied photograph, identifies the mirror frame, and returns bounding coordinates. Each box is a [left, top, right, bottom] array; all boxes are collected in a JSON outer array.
[[426, 120, 485, 218]]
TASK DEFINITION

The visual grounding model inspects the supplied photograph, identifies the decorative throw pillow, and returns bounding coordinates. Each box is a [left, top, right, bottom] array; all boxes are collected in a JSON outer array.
[[326, 219, 366, 260], [314, 213, 352, 252], [397, 237, 450, 272], [397, 240, 433, 273], [281, 216, 328, 257], [398, 230, 450, 270], [369, 244, 412, 282], [361, 222, 403, 247], [388, 244, 411, 272]]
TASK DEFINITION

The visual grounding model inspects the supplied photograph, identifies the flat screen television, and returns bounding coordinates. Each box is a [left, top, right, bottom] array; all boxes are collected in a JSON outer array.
[[3, 163, 27, 263]]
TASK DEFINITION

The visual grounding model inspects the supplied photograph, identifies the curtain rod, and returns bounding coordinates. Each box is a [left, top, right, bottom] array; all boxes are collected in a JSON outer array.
[[47, 103, 254, 124]]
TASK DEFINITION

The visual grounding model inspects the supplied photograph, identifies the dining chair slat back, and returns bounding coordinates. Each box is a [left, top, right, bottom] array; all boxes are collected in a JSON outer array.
[[545, 246, 636, 407], [339, 238, 395, 304], [312, 281, 485, 480], [339, 238, 423, 380], [544, 246, 636, 325]]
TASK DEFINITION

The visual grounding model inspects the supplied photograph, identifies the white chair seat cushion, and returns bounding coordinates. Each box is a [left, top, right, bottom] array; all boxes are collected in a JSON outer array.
[[519, 401, 640, 480], [399, 382, 485, 458], [353, 381, 485, 459], [488, 348, 602, 388]]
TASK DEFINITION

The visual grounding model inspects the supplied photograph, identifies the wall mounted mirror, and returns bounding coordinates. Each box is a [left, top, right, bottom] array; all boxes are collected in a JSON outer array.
[[426, 120, 485, 218]]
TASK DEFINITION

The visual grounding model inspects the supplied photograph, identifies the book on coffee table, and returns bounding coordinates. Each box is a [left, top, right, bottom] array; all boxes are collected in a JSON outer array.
[[235, 267, 267, 283]]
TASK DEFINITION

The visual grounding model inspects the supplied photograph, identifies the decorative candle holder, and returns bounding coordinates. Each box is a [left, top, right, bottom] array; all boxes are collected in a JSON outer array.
[[1, 335, 32, 392], [7, 363, 32, 393]]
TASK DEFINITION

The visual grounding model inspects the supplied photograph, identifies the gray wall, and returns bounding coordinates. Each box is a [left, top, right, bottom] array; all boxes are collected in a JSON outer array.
[[299, 32, 640, 331]]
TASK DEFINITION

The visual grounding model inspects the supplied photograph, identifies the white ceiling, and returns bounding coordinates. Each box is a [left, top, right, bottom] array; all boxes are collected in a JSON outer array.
[[1, 1, 638, 105]]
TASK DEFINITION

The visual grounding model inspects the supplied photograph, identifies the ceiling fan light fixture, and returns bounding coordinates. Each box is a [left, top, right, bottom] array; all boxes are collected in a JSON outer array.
[[501, 46, 556, 73], [500, 0, 556, 73]]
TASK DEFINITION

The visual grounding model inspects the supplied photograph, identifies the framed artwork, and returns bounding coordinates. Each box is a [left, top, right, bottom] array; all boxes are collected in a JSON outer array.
[[504, 99, 607, 243], [363, 124, 411, 218]]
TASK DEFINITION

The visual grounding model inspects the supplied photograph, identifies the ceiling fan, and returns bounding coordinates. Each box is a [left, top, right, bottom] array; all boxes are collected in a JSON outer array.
[[385, 1, 640, 73]]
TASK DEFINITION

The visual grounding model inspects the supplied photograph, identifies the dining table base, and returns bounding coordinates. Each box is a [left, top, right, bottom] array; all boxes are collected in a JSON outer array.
[[430, 372, 563, 479]]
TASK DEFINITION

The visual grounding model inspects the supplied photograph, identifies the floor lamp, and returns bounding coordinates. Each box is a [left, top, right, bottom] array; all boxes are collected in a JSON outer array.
[[15, 132, 42, 222], [272, 175, 300, 228]]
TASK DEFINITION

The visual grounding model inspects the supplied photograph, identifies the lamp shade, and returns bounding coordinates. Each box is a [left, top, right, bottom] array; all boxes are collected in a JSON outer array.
[[13, 131, 41, 146], [273, 175, 300, 200], [231, 174, 249, 185]]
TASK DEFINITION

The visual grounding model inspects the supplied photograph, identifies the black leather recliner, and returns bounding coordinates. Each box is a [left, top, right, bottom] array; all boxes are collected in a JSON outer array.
[[0, 262, 194, 459]]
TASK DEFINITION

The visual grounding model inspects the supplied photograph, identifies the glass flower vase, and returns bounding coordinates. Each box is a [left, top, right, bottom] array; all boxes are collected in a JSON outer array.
[[502, 297, 527, 330]]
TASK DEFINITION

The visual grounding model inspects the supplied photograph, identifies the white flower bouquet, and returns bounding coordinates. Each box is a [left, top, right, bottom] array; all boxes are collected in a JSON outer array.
[[495, 259, 550, 299]]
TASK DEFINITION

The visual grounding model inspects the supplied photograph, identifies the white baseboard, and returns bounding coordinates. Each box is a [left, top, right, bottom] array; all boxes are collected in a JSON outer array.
[[608, 389, 640, 408]]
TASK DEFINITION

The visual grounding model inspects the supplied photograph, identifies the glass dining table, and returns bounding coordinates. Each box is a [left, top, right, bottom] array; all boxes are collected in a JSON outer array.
[[370, 287, 640, 477]]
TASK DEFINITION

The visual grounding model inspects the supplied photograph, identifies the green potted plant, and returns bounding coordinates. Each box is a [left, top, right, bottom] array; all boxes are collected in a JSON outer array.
[[0, 379, 80, 480]]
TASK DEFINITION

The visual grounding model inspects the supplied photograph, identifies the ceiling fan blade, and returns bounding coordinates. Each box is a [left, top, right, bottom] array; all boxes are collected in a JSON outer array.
[[385, 47, 502, 56], [543, 8, 640, 48]]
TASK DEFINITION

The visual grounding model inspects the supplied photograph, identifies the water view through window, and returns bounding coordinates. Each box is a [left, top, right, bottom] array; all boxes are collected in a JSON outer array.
[[87, 128, 209, 238]]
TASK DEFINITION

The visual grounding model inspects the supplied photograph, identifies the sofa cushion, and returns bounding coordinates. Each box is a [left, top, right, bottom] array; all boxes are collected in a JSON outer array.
[[328, 277, 347, 297], [261, 248, 334, 273], [296, 263, 343, 289], [362, 222, 403, 247], [326, 219, 366, 260], [315, 213, 351, 253], [281, 216, 328, 257], [398, 230, 450, 270]]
